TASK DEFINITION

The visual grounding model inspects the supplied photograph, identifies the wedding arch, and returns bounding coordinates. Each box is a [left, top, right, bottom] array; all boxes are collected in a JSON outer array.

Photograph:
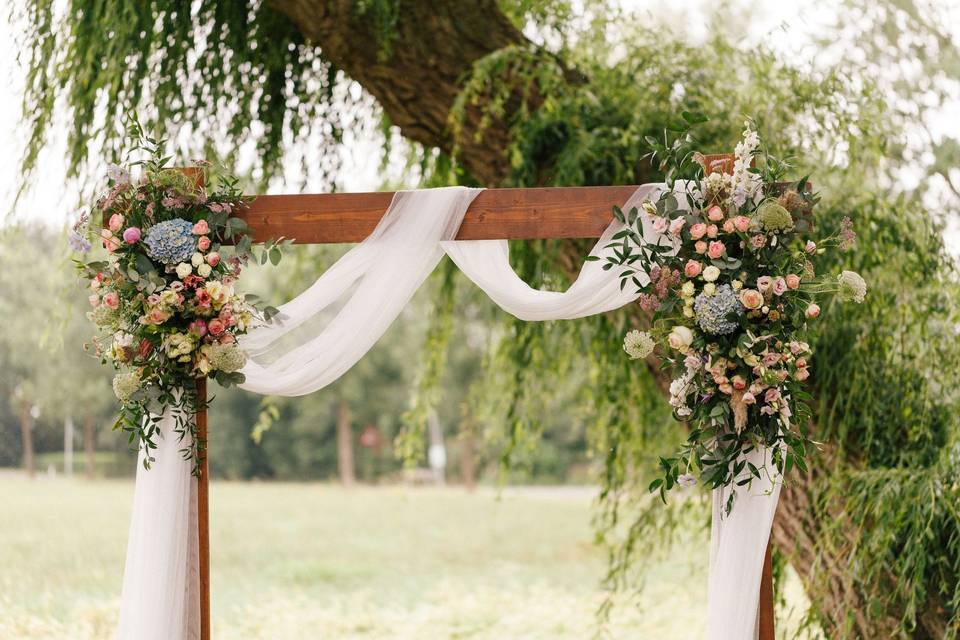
[[115, 157, 778, 640]]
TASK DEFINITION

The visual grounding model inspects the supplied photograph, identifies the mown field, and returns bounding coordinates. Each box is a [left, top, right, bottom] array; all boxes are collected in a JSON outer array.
[[0, 478, 807, 639]]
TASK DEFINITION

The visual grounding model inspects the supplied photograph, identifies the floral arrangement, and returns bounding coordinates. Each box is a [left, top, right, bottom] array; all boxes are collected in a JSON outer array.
[[69, 124, 285, 471], [605, 119, 866, 510]]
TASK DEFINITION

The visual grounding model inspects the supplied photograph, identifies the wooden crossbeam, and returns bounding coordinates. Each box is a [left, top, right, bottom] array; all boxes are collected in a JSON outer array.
[[235, 186, 642, 243]]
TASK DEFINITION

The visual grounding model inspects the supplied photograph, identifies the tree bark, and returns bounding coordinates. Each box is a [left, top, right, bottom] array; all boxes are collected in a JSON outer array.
[[336, 400, 355, 487], [267, 0, 528, 185], [19, 399, 34, 479], [261, 2, 924, 635], [83, 414, 95, 479]]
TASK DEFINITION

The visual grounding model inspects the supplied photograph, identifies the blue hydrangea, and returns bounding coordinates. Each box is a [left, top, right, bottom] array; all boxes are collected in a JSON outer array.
[[143, 218, 196, 265], [694, 284, 743, 335]]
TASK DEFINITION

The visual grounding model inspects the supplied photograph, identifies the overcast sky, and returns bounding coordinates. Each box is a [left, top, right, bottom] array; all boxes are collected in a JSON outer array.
[[2, 0, 958, 250]]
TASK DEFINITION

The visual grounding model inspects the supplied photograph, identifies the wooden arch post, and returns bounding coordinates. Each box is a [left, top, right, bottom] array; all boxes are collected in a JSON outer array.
[[173, 165, 775, 639]]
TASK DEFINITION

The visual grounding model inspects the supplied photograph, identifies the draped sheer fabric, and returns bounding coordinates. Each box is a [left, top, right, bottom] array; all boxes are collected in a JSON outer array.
[[117, 185, 779, 640], [116, 406, 199, 640]]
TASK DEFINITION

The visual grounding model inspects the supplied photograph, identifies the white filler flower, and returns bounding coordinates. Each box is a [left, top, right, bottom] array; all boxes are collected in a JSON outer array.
[[623, 330, 655, 359], [837, 270, 867, 303]]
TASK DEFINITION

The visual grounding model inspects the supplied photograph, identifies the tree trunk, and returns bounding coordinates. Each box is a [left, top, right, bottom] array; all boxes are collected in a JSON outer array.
[[458, 404, 478, 491], [19, 399, 34, 479], [83, 414, 95, 479], [263, 2, 925, 634], [336, 400, 355, 487], [64, 415, 74, 477]]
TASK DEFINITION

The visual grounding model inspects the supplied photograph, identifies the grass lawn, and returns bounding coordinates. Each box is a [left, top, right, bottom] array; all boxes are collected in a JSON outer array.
[[0, 478, 804, 639]]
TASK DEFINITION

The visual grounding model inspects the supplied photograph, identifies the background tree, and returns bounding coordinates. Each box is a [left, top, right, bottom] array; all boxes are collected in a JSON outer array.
[[14, 0, 960, 636]]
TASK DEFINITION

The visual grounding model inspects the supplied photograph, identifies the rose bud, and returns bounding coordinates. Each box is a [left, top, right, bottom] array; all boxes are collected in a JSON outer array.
[[805, 303, 821, 319], [206, 252, 221, 267]]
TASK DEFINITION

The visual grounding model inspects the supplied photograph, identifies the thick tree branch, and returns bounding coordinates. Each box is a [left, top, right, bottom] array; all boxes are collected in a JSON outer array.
[[267, 0, 529, 185]]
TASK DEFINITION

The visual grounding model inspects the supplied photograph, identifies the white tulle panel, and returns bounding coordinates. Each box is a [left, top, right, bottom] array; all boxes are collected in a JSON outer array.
[[239, 186, 481, 396], [116, 406, 199, 640], [706, 445, 783, 640], [441, 184, 668, 320]]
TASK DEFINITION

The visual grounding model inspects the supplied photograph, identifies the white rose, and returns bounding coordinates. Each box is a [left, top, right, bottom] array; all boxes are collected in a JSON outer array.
[[732, 279, 743, 291], [681, 281, 695, 298], [197, 263, 212, 278], [191, 252, 204, 267], [176, 262, 192, 279], [667, 326, 694, 352], [702, 265, 720, 282], [683, 305, 694, 318], [703, 283, 716, 296]]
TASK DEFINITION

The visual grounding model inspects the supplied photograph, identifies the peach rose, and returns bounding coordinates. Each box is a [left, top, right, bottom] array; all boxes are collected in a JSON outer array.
[[108, 214, 124, 232], [206, 252, 221, 267], [197, 236, 211, 251], [706, 224, 719, 238], [689, 223, 707, 240], [207, 318, 225, 336], [733, 216, 751, 232], [795, 368, 810, 381], [722, 219, 735, 233], [740, 289, 763, 309], [684, 260, 702, 278], [732, 375, 747, 391], [707, 205, 725, 222], [694, 241, 708, 254], [805, 303, 821, 319], [192, 220, 210, 235], [707, 241, 725, 259], [785, 274, 800, 289]]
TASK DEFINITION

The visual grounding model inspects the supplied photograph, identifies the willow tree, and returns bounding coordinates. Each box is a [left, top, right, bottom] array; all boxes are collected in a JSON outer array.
[[17, 0, 960, 636]]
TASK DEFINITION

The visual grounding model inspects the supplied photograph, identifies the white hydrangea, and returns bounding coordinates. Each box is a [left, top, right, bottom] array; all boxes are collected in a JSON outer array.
[[208, 343, 247, 373], [112, 371, 141, 403], [837, 270, 867, 303], [623, 330, 655, 360]]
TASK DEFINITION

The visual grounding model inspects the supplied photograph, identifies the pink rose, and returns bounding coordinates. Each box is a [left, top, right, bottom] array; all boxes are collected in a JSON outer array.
[[785, 274, 800, 290], [219, 308, 234, 326], [706, 224, 718, 238], [100, 229, 120, 253], [707, 205, 724, 222], [694, 241, 708, 254], [189, 320, 208, 337], [718, 383, 733, 395], [122, 227, 141, 244], [805, 303, 821, 319], [684, 260, 702, 278], [108, 213, 124, 232], [742, 392, 756, 405], [88, 294, 99, 307], [707, 241, 725, 259], [689, 223, 707, 240], [722, 219, 735, 234], [733, 216, 751, 232], [652, 217, 669, 234], [762, 353, 781, 367], [751, 235, 767, 249], [732, 375, 747, 391], [147, 294, 161, 306], [169, 281, 185, 292], [795, 368, 810, 381], [669, 217, 685, 236], [789, 341, 806, 355], [197, 236, 211, 251], [195, 289, 212, 307], [796, 358, 807, 369], [772, 277, 788, 296], [764, 388, 782, 404], [192, 220, 210, 235], [207, 318, 225, 336], [102, 292, 120, 309], [756, 276, 773, 294], [147, 309, 167, 324], [805, 240, 817, 254], [206, 252, 221, 267], [740, 289, 763, 309]]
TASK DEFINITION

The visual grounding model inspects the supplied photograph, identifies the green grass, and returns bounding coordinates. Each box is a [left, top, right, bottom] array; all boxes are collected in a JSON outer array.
[[0, 478, 804, 638]]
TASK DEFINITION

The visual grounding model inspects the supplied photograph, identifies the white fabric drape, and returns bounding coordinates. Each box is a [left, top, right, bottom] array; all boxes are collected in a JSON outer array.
[[116, 407, 199, 640], [239, 187, 481, 396], [707, 445, 783, 640], [118, 184, 781, 640]]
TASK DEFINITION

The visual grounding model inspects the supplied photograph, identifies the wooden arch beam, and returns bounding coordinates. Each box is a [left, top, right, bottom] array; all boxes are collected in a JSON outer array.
[[235, 186, 642, 243]]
